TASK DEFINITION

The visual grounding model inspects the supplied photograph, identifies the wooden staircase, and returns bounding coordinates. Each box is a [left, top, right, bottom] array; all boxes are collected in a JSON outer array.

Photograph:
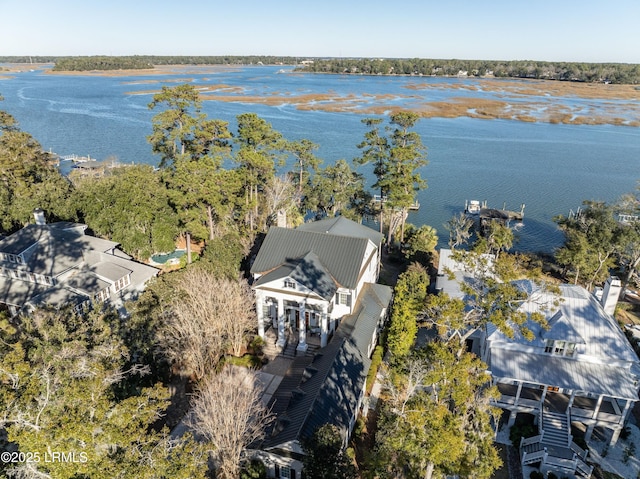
[[520, 410, 593, 478]]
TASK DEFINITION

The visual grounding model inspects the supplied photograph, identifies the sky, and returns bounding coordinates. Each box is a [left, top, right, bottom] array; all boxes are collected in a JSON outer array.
[[2, 0, 639, 63]]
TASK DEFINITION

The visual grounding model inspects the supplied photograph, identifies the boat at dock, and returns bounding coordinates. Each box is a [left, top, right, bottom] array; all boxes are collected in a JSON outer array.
[[465, 200, 483, 215]]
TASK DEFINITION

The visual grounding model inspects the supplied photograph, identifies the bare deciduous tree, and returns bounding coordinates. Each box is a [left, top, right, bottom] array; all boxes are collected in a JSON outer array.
[[163, 269, 256, 380], [189, 366, 272, 479]]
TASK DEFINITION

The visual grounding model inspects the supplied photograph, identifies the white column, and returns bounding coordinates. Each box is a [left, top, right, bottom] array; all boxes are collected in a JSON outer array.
[[320, 304, 328, 348], [567, 390, 576, 411], [514, 382, 523, 406], [619, 399, 632, 425], [277, 297, 286, 347], [255, 290, 265, 338], [297, 302, 308, 352], [540, 386, 548, 410], [592, 394, 604, 420]]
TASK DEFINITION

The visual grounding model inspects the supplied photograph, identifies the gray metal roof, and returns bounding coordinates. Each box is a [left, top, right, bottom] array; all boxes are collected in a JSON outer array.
[[490, 348, 638, 400], [0, 276, 50, 306], [542, 311, 585, 344], [254, 251, 337, 300], [89, 261, 132, 282], [251, 227, 371, 289], [29, 285, 89, 308], [297, 216, 382, 248], [64, 271, 111, 295], [0, 222, 158, 311], [489, 283, 638, 363]]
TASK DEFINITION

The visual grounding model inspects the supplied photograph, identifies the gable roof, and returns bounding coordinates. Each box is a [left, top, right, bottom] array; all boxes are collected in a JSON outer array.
[[253, 251, 337, 300], [296, 216, 382, 248], [251, 226, 372, 290], [488, 282, 638, 363]]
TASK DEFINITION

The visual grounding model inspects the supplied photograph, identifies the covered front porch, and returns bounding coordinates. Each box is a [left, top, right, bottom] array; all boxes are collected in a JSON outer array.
[[494, 379, 634, 445], [256, 291, 334, 354]]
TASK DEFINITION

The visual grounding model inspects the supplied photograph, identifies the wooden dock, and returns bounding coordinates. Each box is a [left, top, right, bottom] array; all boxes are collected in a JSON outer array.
[[372, 195, 420, 210], [479, 207, 524, 223]]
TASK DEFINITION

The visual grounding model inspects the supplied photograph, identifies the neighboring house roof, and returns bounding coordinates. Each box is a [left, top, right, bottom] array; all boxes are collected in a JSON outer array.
[[251, 223, 375, 290], [488, 283, 638, 364], [29, 285, 90, 308], [0, 222, 85, 255], [262, 282, 392, 449], [0, 221, 158, 312], [0, 276, 51, 307], [489, 348, 638, 400]]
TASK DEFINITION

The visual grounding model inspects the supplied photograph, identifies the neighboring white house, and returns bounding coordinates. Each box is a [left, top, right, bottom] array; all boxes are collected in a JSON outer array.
[[249, 216, 392, 478], [0, 209, 158, 316], [436, 248, 640, 478], [251, 216, 382, 352]]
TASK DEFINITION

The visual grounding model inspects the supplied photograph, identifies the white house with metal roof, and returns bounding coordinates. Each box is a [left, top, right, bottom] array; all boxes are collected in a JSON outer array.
[[0, 210, 158, 316], [251, 216, 382, 354], [436, 248, 640, 478], [249, 217, 392, 478]]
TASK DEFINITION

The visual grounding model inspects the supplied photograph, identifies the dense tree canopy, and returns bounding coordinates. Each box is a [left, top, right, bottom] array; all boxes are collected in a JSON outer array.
[[300, 58, 640, 84], [302, 424, 358, 479], [0, 307, 207, 479], [73, 165, 178, 260], [0, 107, 73, 234], [375, 343, 501, 479]]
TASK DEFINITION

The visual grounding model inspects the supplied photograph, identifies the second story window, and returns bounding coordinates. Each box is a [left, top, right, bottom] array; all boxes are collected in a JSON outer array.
[[284, 279, 296, 289], [544, 339, 576, 357], [114, 274, 131, 292]]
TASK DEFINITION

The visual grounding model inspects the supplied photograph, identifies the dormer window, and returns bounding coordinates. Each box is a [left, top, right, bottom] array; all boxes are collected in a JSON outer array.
[[544, 339, 576, 357], [284, 279, 295, 289]]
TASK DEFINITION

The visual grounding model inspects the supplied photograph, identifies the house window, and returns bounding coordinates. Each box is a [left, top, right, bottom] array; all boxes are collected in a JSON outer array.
[[284, 279, 295, 289], [545, 339, 576, 357], [95, 289, 110, 302], [279, 465, 294, 479], [337, 292, 351, 306], [28, 273, 36, 282], [544, 339, 554, 353], [114, 274, 131, 292]]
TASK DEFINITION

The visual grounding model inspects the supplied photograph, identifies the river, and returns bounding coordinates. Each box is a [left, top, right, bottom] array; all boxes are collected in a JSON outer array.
[[1, 64, 639, 252]]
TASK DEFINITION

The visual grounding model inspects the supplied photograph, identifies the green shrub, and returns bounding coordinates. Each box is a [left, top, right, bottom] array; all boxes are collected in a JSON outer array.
[[240, 459, 267, 479], [509, 421, 537, 446], [529, 471, 543, 479]]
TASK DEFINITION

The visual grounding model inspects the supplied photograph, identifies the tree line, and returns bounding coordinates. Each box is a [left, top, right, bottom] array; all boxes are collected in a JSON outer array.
[[298, 57, 640, 84], [5, 55, 640, 84]]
